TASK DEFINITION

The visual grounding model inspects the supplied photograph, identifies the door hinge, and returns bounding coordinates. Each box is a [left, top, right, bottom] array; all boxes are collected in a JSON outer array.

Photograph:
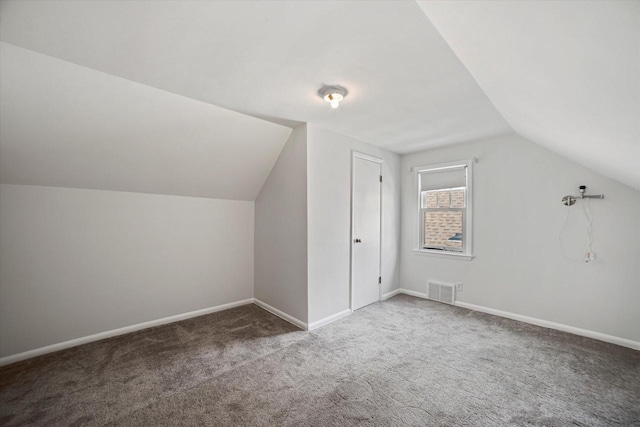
[[378, 276, 382, 284], [379, 175, 382, 182]]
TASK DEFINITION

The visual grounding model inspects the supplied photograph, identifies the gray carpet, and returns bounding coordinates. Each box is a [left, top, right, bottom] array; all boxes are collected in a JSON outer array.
[[1, 294, 638, 426]]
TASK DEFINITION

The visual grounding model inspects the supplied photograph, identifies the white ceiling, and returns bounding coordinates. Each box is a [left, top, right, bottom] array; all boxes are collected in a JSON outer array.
[[0, 42, 291, 200], [0, 0, 510, 154], [0, 1, 637, 194], [417, 1, 640, 190]]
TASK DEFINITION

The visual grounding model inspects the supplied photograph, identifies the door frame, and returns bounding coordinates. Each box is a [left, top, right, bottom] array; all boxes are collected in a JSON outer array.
[[350, 151, 384, 311]]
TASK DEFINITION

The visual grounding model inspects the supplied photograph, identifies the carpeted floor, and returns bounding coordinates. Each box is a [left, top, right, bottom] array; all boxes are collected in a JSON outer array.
[[1, 294, 639, 426]]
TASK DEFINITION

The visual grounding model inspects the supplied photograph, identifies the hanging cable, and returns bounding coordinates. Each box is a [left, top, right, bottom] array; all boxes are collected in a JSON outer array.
[[558, 198, 595, 262], [582, 198, 593, 257], [559, 185, 602, 263], [558, 204, 583, 262]]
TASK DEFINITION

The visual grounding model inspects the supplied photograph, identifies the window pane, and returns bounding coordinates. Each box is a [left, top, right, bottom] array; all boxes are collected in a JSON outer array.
[[437, 190, 450, 208], [424, 211, 463, 249], [451, 188, 465, 208], [425, 191, 438, 208]]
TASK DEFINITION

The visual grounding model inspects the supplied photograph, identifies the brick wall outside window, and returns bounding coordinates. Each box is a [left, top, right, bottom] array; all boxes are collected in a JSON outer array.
[[451, 189, 464, 207], [422, 188, 465, 249], [424, 211, 462, 248]]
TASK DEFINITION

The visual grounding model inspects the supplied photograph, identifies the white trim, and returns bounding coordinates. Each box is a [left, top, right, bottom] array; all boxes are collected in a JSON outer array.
[[397, 288, 428, 299], [0, 298, 255, 367], [381, 289, 402, 300], [415, 162, 464, 173], [382, 288, 428, 300], [353, 151, 383, 164], [350, 151, 384, 311], [455, 301, 640, 351], [253, 299, 308, 331], [308, 309, 352, 331], [414, 158, 474, 259], [413, 158, 478, 173], [383, 289, 639, 351], [412, 249, 474, 261]]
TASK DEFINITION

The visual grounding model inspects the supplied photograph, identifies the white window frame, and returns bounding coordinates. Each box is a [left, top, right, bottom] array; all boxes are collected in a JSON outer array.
[[413, 159, 474, 261]]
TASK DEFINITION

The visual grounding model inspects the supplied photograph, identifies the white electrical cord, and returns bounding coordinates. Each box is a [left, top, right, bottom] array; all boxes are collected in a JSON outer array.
[[558, 198, 594, 262], [558, 205, 582, 262], [582, 198, 593, 257]]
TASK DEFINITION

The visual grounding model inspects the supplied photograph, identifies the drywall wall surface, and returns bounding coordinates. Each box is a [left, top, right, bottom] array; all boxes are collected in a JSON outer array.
[[0, 184, 254, 357], [307, 124, 401, 324], [254, 125, 308, 323], [400, 133, 640, 342], [0, 42, 291, 201]]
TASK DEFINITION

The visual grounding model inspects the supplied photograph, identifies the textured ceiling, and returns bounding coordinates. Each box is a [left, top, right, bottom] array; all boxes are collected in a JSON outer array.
[[0, 0, 510, 154], [0, 43, 291, 200], [417, 1, 640, 190]]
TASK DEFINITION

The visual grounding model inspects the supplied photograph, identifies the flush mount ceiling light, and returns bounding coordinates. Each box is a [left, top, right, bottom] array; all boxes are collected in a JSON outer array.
[[318, 85, 348, 109]]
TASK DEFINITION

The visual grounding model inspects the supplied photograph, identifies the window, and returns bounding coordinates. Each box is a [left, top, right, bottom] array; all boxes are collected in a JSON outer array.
[[415, 160, 473, 259]]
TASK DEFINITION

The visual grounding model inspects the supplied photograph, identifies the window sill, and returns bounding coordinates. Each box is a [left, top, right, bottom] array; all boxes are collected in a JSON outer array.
[[413, 249, 474, 261]]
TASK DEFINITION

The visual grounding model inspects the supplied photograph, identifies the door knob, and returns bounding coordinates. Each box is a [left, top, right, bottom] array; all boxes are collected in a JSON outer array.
[[354, 238, 362, 243]]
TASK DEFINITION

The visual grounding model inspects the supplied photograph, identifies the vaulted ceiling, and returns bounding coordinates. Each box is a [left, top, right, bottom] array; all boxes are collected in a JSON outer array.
[[417, 1, 640, 190], [0, 0, 637, 198], [0, 42, 291, 200], [0, 0, 511, 151]]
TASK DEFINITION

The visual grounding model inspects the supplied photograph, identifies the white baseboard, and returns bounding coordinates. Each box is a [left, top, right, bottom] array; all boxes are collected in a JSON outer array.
[[253, 299, 307, 331], [397, 288, 428, 299], [0, 298, 255, 367], [454, 301, 640, 351], [384, 288, 639, 351], [381, 289, 401, 300], [384, 288, 428, 300], [6, 290, 635, 367], [308, 309, 352, 331]]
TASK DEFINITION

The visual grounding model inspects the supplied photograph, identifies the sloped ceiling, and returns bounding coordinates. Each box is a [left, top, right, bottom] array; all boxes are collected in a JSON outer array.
[[1, 1, 636, 194], [0, 0, 510, 154], [417, 1, 640, 190], [0, 43, 291, 200]]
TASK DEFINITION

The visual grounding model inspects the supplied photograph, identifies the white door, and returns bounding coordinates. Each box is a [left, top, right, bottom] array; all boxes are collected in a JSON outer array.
[[352, 154, 382, 311]]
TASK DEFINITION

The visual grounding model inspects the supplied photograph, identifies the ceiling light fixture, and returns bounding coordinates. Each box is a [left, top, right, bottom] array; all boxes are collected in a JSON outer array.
[[318, 85, 348, 109]]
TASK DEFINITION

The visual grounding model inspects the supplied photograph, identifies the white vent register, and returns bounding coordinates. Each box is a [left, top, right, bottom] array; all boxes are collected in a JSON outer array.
[[427, 281, 456, 305]]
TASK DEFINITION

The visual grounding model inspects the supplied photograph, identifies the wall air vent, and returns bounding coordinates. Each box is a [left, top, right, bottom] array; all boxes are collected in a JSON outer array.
[[427, 281, 456, 305]]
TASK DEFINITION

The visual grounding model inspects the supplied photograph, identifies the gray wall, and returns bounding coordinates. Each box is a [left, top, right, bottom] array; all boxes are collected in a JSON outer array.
[[3, 127, 636, 358], [254, 125, 308, 323], [0, 184, 254, 358], [307, 124, 401, 324], [400, 133, 640, 342]]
